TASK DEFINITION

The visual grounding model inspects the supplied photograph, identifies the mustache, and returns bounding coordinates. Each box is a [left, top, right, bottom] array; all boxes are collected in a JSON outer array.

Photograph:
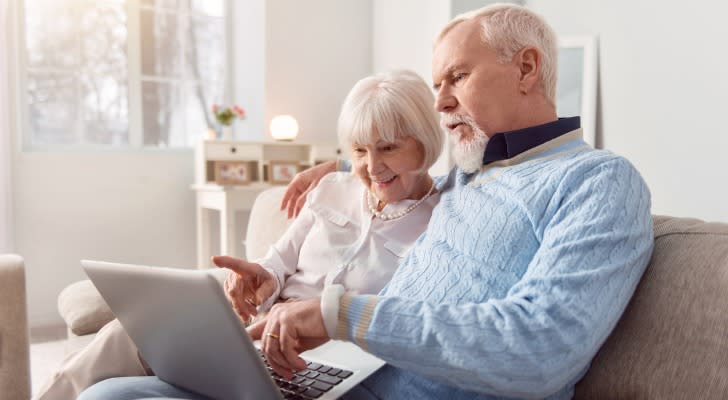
[[439, 114, 479, 132]]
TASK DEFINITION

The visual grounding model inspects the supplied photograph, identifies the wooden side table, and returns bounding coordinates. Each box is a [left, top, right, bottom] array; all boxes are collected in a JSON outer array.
[[191, 183, 273, 268]]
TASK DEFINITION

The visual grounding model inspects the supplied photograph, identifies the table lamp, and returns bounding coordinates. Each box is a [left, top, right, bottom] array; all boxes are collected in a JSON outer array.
[[270, 115, 299, 141]]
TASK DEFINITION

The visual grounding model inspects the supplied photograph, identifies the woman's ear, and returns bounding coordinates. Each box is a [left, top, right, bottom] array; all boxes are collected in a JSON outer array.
[[516, 46, 541, 94]]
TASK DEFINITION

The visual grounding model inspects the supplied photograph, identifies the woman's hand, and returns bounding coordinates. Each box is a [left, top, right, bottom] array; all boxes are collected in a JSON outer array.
[[246, 298, 330, 379], [213, 255, 277, 322], [280, 160, 337, 219]]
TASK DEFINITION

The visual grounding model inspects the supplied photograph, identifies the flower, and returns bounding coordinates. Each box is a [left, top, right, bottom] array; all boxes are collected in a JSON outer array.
[[212, 103, 246, 126]]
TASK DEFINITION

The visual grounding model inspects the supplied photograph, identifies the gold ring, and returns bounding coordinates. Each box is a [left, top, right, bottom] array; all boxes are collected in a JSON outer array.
[[267, 332, 280, 340]]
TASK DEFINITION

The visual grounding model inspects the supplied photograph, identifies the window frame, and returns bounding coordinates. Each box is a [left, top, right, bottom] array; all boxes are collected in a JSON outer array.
[[14, 0, 233, 152]]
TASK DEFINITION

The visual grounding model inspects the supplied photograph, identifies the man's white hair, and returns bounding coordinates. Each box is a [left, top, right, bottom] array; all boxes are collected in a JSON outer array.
[[436, 3, 558, 105], [337, 70, 444, 172]]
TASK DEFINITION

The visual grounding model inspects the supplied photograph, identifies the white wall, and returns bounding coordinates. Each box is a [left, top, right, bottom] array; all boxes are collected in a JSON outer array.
[[527, 0, 728, 222], [231, 0, 266, 141], [265, 0, 372, 144], [372, 0, 449, 83], [14, 152, 198, 326], [12, 0, 372, 327], [451, 0, 524, 16], [371, 0, 511, 79]]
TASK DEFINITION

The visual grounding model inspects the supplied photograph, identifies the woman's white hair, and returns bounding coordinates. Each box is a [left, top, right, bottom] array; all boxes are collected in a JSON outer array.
[[436, 3, 558, 105], [337, 70, 443, 171]]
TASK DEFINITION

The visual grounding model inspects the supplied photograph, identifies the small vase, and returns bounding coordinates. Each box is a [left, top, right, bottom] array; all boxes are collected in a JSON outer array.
[[222, 125, 233, 141]]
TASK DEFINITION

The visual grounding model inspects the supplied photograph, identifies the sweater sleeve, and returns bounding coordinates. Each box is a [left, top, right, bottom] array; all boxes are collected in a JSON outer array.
[[335, 158, 654, 398]]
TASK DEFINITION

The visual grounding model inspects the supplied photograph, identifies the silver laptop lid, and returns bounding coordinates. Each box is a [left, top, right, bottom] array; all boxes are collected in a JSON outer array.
[[82, 259, 283, 400]]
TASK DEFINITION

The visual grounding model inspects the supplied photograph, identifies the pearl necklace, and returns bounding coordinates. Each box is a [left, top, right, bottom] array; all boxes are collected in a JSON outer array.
[[367, 182, 436, 221]]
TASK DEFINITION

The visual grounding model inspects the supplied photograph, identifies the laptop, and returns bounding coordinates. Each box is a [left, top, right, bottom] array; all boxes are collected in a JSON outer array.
[[81, 259, 385, 400]]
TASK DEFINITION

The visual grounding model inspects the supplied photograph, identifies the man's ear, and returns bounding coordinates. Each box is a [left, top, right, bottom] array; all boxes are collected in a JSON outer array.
[[516, 46, 540, 94]]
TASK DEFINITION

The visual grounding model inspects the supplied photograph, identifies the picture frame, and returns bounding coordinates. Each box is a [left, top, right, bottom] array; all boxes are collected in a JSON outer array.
[[556, 35, 598, 147], [267, 160, 300, 184], [214, 161, 254, 185]]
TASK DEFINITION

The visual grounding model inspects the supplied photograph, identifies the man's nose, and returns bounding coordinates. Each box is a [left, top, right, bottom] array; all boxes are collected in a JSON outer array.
[[435, 87, 456, 112]]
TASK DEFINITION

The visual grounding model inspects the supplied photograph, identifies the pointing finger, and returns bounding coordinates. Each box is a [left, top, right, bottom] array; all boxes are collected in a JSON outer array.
[[212, 256, 257, 277]]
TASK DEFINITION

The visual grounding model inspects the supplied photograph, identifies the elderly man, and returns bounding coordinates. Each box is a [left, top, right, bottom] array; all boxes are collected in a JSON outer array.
[[80, 4, 653, 400]]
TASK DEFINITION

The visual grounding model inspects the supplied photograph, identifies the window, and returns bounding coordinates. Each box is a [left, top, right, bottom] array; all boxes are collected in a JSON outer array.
[[20, 0, 229, 149]]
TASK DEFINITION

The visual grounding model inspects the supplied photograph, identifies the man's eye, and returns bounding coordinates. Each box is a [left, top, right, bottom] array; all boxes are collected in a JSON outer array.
[[453, 73, 465, 83]]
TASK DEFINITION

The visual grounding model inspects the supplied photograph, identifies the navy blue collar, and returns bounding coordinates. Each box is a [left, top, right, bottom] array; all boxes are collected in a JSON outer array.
[[482, 117, 581, 165]]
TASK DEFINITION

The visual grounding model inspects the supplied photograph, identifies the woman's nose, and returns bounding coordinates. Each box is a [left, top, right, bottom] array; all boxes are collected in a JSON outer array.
[[367, 153, 382, 174]]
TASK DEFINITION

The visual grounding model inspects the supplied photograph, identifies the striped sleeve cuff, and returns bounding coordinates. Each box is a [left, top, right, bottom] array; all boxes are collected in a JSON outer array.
[[335, 293, 381, 352], [320, 284, 345, 337], [336, 158, 351, 172]]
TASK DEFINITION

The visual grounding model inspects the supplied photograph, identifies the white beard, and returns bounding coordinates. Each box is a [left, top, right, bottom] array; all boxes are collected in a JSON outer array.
[[442, 115, 489, 173], [452, 133, 488, 173]]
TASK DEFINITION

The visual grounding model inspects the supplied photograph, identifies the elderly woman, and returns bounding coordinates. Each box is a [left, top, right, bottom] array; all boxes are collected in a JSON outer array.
[[218, 69, 444, 324], [35, 70, 445, 400]]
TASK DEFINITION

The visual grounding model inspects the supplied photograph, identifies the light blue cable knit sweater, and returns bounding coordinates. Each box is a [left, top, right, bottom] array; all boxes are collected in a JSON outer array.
[[336, 130, 654, 400]]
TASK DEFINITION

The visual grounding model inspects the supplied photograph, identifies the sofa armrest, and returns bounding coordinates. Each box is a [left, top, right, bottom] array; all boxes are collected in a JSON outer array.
[[0, 254, 31, 400]]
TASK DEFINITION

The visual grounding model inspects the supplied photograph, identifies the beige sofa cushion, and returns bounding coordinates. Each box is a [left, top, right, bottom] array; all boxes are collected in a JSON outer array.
[[575, 215, 728, 398], [58, 279, 115, 336], [245, 186, 292, 260]]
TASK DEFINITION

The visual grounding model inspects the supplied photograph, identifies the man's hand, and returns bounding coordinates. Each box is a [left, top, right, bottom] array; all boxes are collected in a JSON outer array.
[[247, 298, 330, 379], [213, 255, 277, 322], [280, 160, 336, 219]]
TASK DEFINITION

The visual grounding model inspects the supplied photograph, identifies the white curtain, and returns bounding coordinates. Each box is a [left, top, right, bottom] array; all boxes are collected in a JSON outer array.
[[0, 0, 15, 253]]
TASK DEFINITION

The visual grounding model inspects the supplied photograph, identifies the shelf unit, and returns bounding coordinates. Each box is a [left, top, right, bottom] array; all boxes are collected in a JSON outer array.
[[194, 140, 340, 186], [191, 140, 340, 267]]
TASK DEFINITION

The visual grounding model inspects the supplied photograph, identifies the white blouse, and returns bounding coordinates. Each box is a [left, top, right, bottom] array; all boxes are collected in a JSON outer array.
[[256, 172, 440, 311]]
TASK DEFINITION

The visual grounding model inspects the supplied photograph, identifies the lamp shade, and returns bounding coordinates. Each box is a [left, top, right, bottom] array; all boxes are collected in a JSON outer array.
[[270, 115, 299, 141]]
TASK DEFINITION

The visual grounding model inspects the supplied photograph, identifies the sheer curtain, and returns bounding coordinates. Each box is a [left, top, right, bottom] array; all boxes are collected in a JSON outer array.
[[0, 0, 14, 253]]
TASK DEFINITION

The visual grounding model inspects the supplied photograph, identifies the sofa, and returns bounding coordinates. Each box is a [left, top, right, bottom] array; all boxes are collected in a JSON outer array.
[[0, 254, 32, 400], [56, 187, 728, 398]]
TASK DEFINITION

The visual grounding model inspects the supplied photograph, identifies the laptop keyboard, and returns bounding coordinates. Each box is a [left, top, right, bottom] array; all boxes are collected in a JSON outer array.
[[258, 349, 354, 399]]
